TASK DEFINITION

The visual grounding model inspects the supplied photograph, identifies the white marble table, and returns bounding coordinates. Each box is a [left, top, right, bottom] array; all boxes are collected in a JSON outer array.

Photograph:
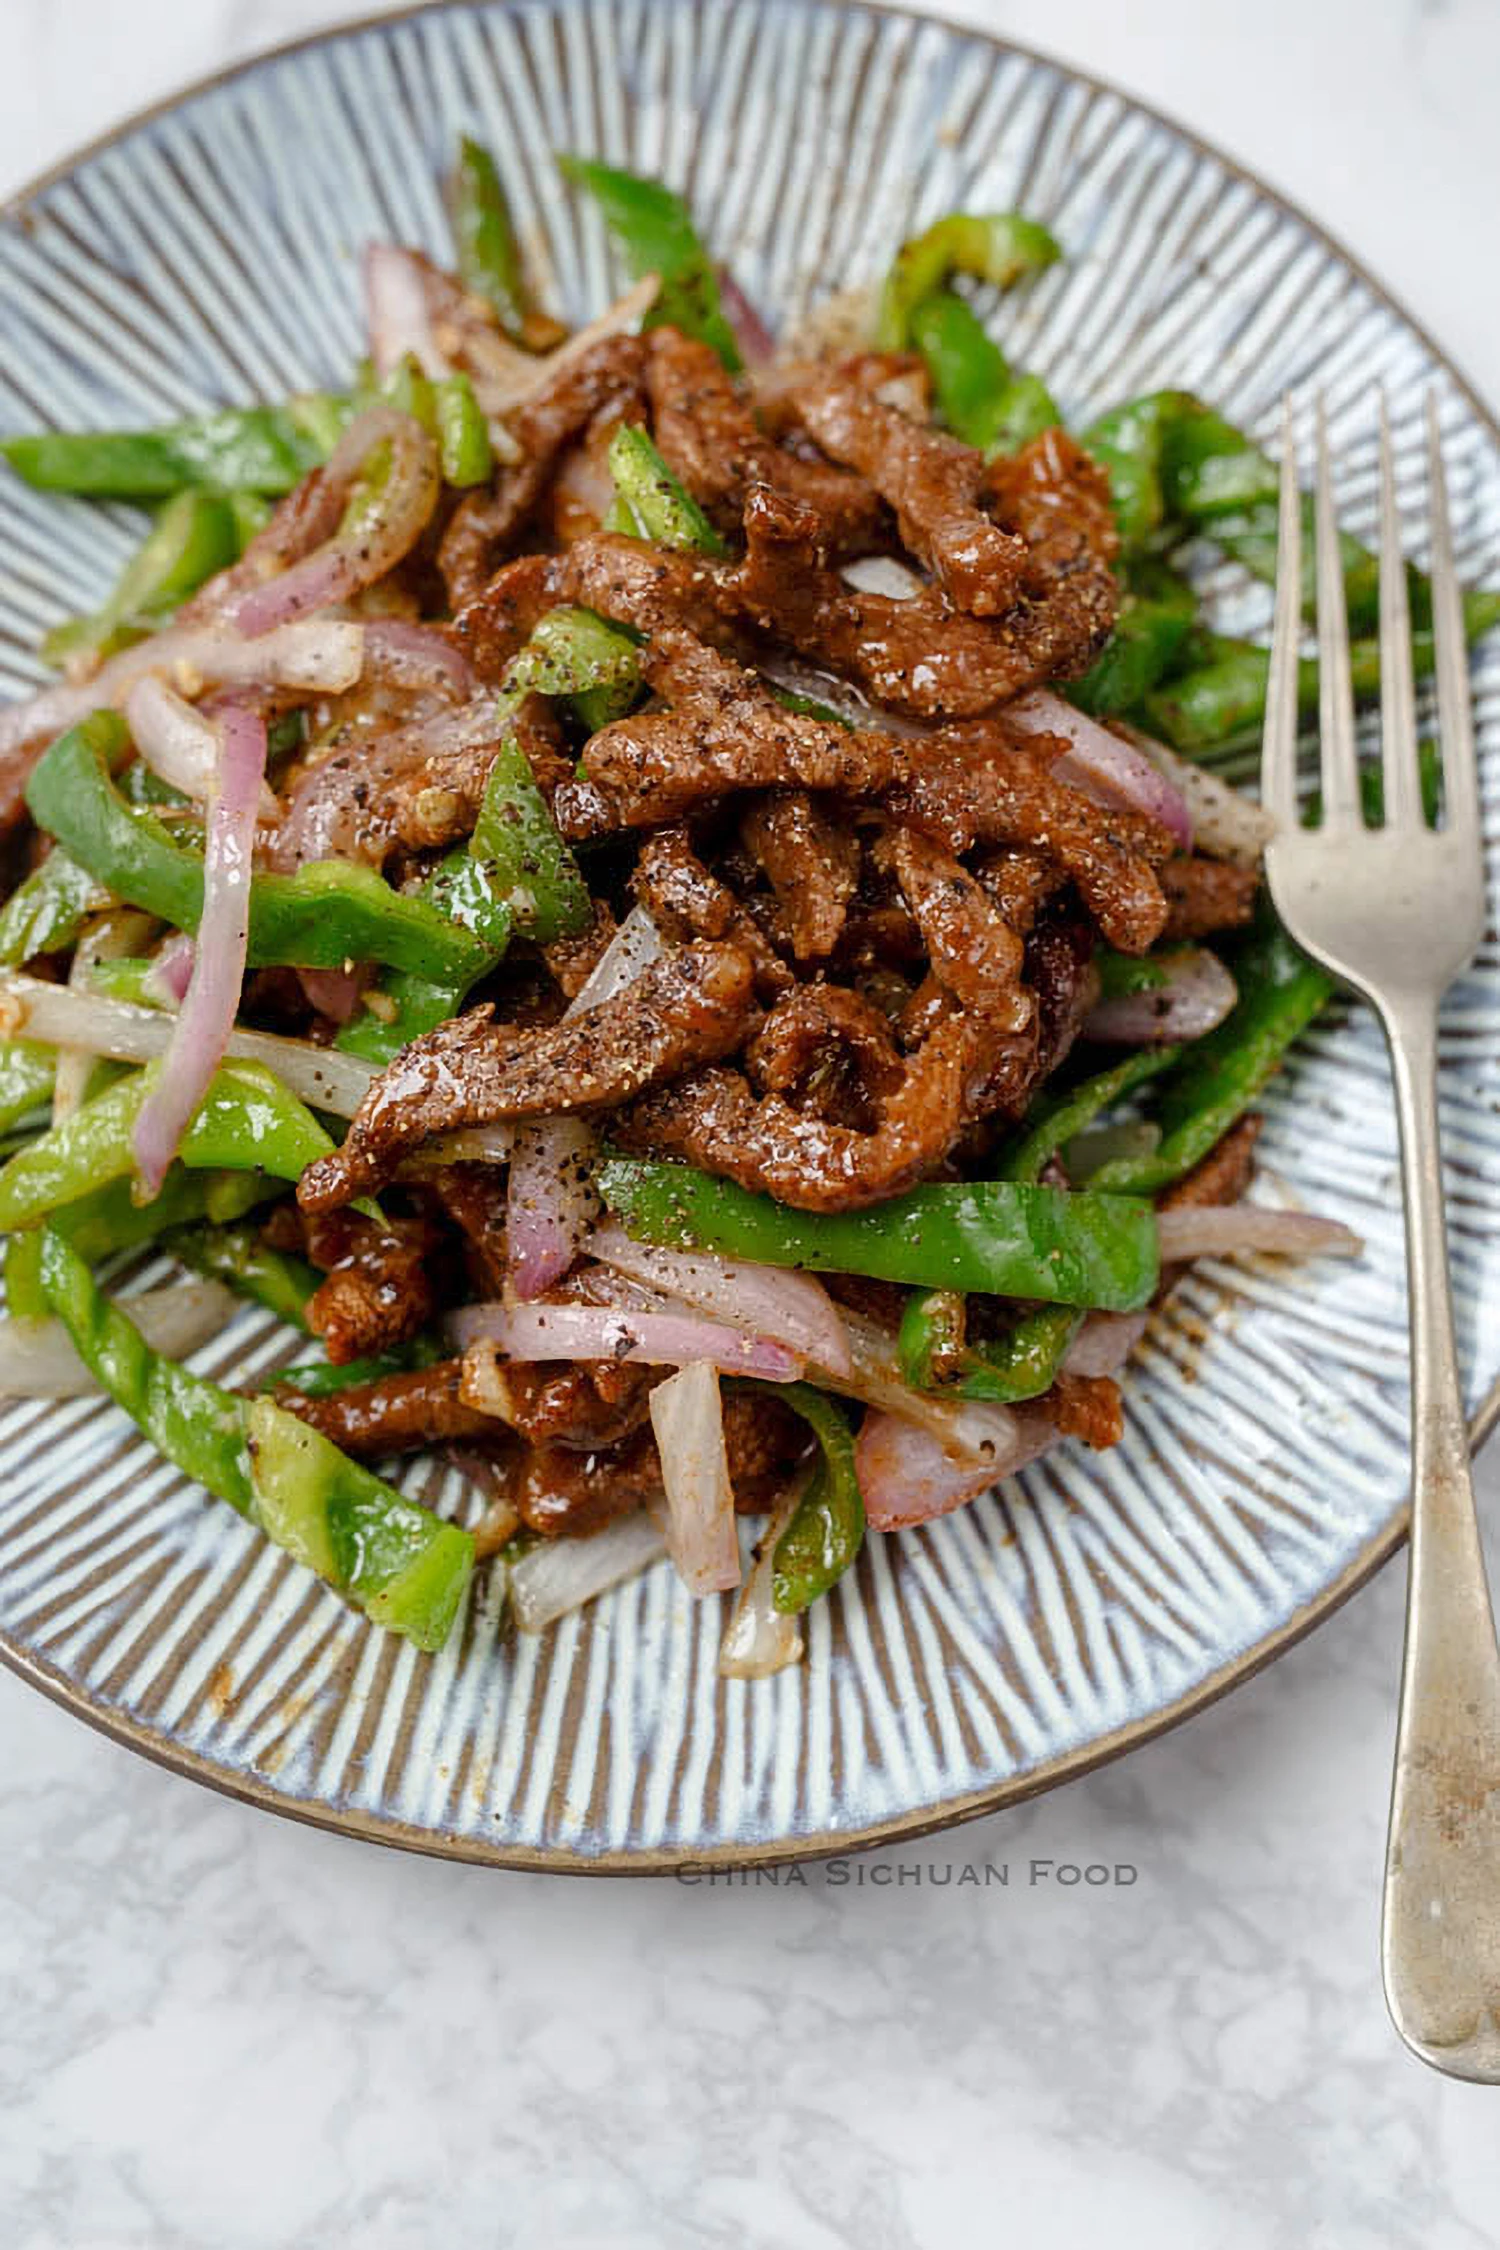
[[3, 1, 1500, 2241]]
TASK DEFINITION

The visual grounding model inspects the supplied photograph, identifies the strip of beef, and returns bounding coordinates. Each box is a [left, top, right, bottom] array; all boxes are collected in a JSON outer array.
[[273, 1361, 496, 1455], [786, 367, 1026, 615], [534, 455, 1118, 719], [731, 485, 1114, 714], [505, 1387, 811, 1539], [540, 898, 618, 998], [617, 997, 982, 1211], [460, 1348, 654, 1451], [1159, 854, 1260, 941], [886, 725, 1169, 955], [427, 1162, 510, 1295], [437, 333, 646, 605], [513, 1427, 663, 1539], [298, 940, 759, 1210], [1049, 1372, 1124, 1449], [451, 552, 561, 680], [975, 846, 1064, 936], [873, 823, 1030, 1029], [271, 692, 560, 869], [560, 630, 1168, 953], [564, 625, 901, 824], [745, 983, 905, 1130], [645, 327, 884, 552], [300, 1210, 445, 1364], [984, 427, 1121, 592], [740, 792, 860, 961], [630, 826, 793, 995]]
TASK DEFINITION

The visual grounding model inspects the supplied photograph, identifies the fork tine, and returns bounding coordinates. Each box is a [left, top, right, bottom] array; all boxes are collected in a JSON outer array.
[[1426, 391, 1481, 838], [1313, 394, 1363, 828], [1378, 394, 1423, 830], [1261, 393, 1303, 833]]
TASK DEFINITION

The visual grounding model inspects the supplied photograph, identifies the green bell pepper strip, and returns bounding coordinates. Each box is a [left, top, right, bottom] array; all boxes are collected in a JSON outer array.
[[1, 394, 350, 501], [451, 135, 562, 350], [908, 292, 1063, 455], [598, 1158, 1161, 1311], [258, 1336, 444, 1397], [36, 1228, 472, 1651], [48, 1168, 272, 1264], [0, 849, 110, 968], [909, 289, 1006, 446], [558, 155, 742, 369], [168, 1221, 319, 1332], [1077, 391, 1192, 548], [511, 603, 645, 728], [339, 607, 634, 1065], [897, 1291, 1082, 1404], [41, 488, 243, 672], [1137, 624, 1484, 758], [1087, 920, 1333, 1196], [877, 211, 1062, 351], [1069, 565, 1198, 718], [26, 713, 497, 985], [4, 1226, 46, 1320], [0, 1061, 334, 1233], [434, 374, 493, 488], [997, 1045, 1185, 1186], [607, 424, 727, 554], [756, 1380, 864, 1616], [0, 1038, 57, 1131], [466, 733, 592, 944], [986, 371, 1063, 454]]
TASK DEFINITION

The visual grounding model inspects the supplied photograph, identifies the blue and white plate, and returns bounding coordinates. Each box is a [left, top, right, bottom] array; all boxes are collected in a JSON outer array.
[[2, 0, 1497, 1870]]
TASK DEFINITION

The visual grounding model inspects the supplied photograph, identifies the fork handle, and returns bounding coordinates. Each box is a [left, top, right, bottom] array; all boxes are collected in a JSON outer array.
[[1380, 991, 1500, 2079]]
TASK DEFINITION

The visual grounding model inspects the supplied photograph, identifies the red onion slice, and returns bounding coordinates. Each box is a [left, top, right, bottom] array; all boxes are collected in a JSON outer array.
[[1008, 690, 1193, 847], [716, 268, 777, 366], [717, 1478, 807, 1679], [1115, 723, 1276, 868], [856, 1403, 1058, 1532], [591, 1220, 852, 1375], [360, 617, 475, 703], [450, 1298, 801, 1381], [507, 1118, 600, 1301], [1062, 1309, 1149, 1379], [142, 932, 195, 1008], [0, 970, 376, 1117], [0, 1278, 238, 1399], [229, 408, 440, 636], [0, 620, 364, 762], [500, 915, 662, 1299], [649, 1361, 742, 1596], [1156, 1206, 1363, 1264], [125, 676, 280, 820], [131, 706, 266, 1196], [365, 242, 450, 380], [295, 965, 371, 1025], [1084, 947, 1239, 1045], [570, 905, 664, 1010], [509, 1513, 668, 1633]]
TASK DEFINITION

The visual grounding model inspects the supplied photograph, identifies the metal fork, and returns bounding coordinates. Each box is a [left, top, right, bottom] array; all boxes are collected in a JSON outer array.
[[1262, 394, 1500, 2079]]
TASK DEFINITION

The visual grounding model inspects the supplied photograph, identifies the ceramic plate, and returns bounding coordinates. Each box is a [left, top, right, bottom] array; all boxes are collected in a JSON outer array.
[[2, 0, 1498, 1871]]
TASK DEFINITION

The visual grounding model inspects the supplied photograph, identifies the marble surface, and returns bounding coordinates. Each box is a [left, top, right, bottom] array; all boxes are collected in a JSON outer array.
[[3, 0, 1500, 2241]]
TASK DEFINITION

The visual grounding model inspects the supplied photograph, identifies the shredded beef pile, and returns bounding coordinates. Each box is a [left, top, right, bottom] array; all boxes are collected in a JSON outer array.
[[267, 329, 1259, 1532]]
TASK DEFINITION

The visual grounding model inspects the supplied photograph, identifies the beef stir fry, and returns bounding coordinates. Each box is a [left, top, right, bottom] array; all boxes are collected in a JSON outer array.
[[7, 144, 1482, 1670]]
